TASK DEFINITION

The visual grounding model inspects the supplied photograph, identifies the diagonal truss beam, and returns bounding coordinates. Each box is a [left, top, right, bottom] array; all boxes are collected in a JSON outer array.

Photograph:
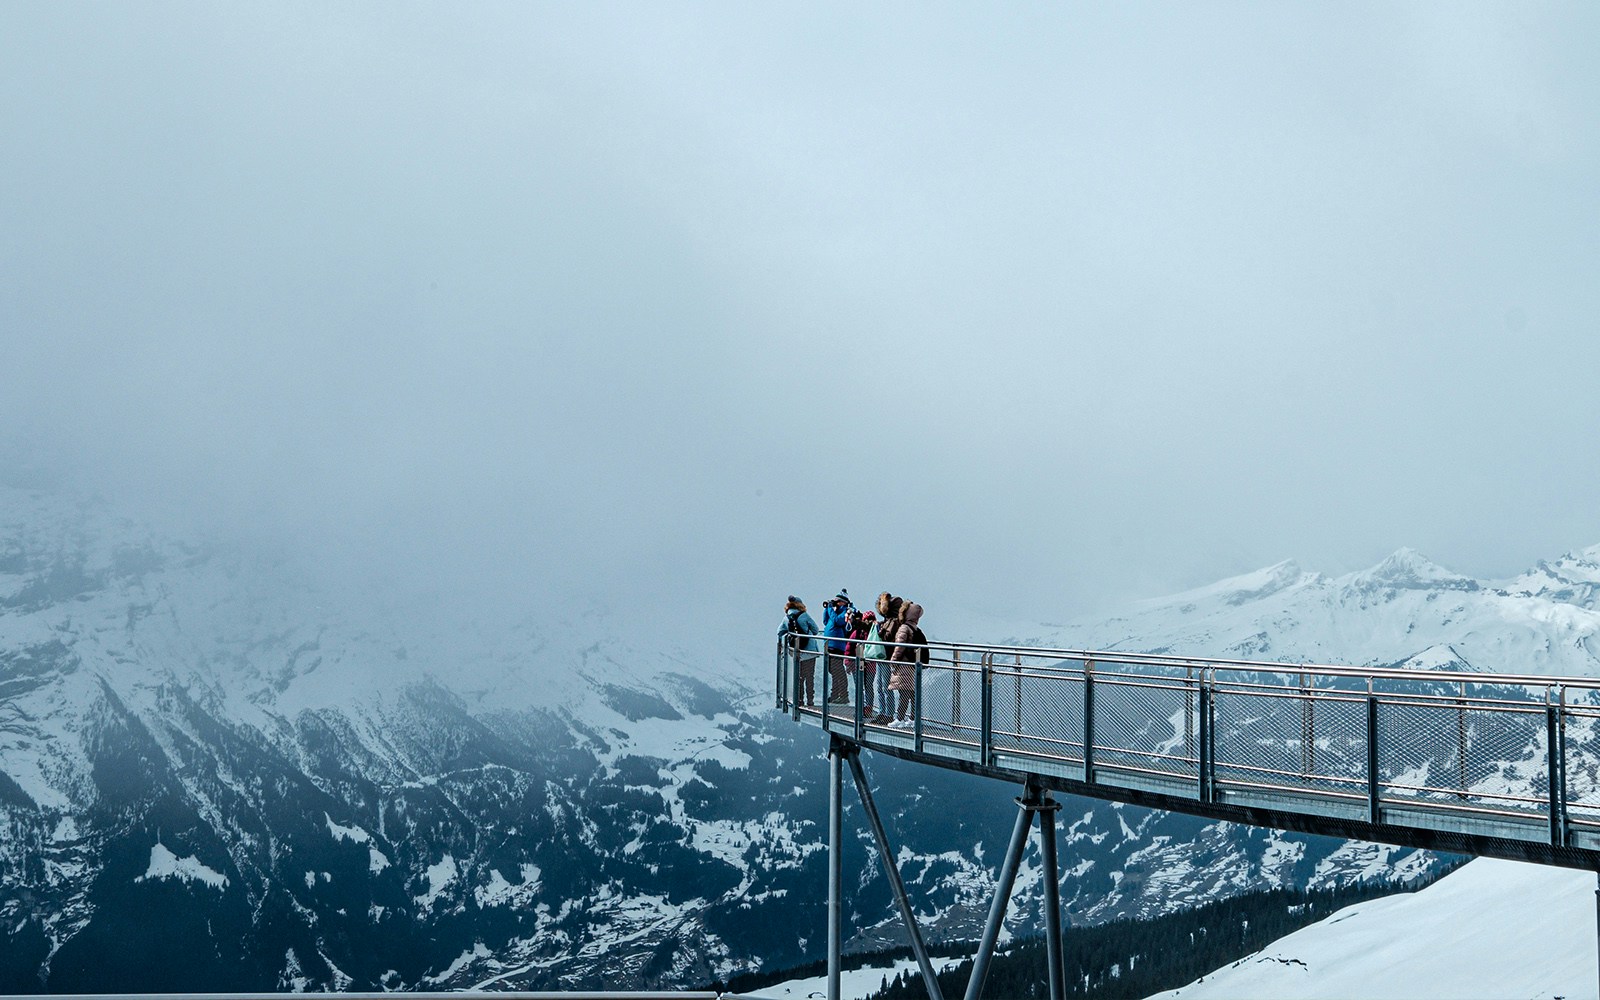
[[962, 782, 1044, 1000], [845, 747, 946, 1000]]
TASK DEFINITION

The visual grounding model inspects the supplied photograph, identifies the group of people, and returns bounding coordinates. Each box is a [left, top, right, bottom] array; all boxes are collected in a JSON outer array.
[[780, 589, 927, 728]]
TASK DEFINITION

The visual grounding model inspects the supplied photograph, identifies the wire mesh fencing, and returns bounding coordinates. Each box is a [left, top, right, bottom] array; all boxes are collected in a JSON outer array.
[[1211, 673, 1369, 801], [777, 636, 1600, 850]]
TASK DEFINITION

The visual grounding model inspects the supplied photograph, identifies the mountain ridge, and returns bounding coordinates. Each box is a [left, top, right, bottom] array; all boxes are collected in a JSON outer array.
[[2, 484, 1597, 990]]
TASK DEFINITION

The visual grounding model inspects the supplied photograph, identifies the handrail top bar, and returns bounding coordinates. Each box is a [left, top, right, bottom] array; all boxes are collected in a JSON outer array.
[[784, 635, 1600, 690]]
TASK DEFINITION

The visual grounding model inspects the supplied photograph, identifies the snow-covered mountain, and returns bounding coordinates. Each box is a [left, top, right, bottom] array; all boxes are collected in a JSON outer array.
[[1147, 857, 1598, 999], [2, 485, 1597, 992], [1011, 546, 1600, 677]]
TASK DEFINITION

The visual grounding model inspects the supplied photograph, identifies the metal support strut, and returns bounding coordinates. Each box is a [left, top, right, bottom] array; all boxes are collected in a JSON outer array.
[[964, 781, 1046, 1000], [846, 748, 946, 1000], [1036, 791, 1066, 1000], [827, 738, 844, 1000]]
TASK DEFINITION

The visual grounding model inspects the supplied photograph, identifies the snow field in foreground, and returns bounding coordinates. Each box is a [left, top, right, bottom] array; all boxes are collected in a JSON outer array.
[[1149, 857, 1599, 1000]]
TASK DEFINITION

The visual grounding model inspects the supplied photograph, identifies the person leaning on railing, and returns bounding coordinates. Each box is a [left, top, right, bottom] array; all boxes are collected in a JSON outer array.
[[781, 596, 821, 706]]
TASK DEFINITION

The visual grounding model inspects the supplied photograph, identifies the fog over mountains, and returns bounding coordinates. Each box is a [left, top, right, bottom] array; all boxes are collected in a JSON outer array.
[[1, 485, 1596, 992]]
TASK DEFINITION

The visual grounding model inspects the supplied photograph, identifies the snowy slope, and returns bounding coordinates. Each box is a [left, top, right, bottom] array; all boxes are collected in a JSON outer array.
[[1147, 857, 1599, 1000]]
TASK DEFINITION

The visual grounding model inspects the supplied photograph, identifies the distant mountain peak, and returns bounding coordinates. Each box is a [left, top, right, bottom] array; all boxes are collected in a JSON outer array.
[[1349, 548, 1478, 592], [1143, 558, 1318, 610], [1503, 542, 1600, 608]]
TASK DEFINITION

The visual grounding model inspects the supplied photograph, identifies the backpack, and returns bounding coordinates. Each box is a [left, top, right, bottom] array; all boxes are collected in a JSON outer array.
[[862, 623, 887, 661], [788, 610, 817, 649], [906, 623, 930, 665]]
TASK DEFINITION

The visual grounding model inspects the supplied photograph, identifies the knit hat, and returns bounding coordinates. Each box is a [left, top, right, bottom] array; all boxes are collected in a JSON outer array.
[[835, 589, 850, 603]]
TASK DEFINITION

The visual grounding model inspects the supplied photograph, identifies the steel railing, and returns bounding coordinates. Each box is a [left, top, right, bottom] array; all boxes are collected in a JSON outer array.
[[775, 633, 1600, 857]]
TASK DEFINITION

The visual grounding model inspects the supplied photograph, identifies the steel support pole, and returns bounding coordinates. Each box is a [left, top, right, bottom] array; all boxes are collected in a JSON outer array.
[[963, 783, 1039, 1000], [828, 738, 844, 1000], [1037, 792, 1066, 1000], [846, 751, 945, 1000]]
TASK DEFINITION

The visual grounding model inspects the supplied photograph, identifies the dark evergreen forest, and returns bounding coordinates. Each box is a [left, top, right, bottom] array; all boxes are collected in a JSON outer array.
[[715, 863, 1455, 1000]]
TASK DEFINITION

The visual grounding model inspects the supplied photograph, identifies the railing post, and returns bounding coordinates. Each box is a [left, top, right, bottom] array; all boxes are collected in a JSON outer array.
[[854, 651, 865, 742], [1083, 659, 1096, 784], [1549, 686, 1568, 847], [1456, 680, 1469, 799], [952, 651, 963, 731], [914, 653, 925, 750], [1198, 672, 1212, 803], [1299, 670, 1315, 776], [1184, 665, 1195, 760], [1013, 652, 1023, 742], [980, 655, 994, 767], [1208, 669, 1219, 798], [1366, 685, 1381, 827], [821, 651, 831, 733]]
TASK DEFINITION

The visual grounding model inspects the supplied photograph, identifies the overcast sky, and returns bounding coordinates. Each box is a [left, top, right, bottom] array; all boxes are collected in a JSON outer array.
[[3, 3, 1597, 632]]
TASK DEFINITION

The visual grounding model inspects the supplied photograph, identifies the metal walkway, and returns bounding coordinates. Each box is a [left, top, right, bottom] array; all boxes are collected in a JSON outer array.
[[776, 635, 1600, 1000]]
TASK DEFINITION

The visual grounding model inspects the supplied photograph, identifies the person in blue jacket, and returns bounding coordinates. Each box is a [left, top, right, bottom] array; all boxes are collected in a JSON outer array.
[[822, 589, 854, 704], [781, 596, 822, 706]]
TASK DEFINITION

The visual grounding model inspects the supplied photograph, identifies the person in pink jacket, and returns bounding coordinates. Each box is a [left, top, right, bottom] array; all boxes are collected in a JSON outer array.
[[887, 602, 924, 728], [845, 610, 877, 717]]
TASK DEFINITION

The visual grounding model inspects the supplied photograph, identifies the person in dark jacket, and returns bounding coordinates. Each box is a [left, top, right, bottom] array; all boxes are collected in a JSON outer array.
[[872, 593, 903, 724], [822, 589, 853, 704], [781, 596, 821, 706]]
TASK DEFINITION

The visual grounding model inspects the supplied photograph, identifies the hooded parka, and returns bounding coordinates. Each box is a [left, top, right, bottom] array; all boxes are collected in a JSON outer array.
[[888, 602, 923, 692]]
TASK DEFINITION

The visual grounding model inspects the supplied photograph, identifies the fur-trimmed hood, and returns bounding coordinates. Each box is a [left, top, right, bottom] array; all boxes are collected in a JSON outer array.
[[785, 597, 807, 613], [876, 592, 901, 618]]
